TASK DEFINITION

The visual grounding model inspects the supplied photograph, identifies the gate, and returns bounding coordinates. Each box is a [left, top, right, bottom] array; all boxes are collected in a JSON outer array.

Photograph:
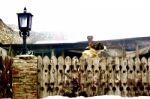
[[37, 55, 150, 98], [0, 49, 12, 98]]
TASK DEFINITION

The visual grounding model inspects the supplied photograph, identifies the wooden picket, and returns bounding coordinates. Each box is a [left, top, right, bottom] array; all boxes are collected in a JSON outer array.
[[37, 55, 150, 98], [92, 57, 100, 95], [127, 57, 135, 96], [141, 57, 148, 95], [37, 56, 43, 97], [50, 56, 57, 95], [114, 57, 120, 96], [99, 57, 107, 95]]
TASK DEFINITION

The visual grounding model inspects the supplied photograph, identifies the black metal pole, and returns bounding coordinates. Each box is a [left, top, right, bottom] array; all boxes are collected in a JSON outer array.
[[22, 31, 27, 54]]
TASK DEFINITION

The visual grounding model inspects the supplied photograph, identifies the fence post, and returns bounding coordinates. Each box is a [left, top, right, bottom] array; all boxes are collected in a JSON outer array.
[[12, 55, 38, 99]]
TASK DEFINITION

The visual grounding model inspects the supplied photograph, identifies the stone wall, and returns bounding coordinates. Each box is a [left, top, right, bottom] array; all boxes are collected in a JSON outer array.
[[12, 55, 38, 99]]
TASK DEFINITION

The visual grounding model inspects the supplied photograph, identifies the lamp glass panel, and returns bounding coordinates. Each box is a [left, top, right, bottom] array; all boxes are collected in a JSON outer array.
[[19, 15, 27, 28], [28, 16, 32, 29]]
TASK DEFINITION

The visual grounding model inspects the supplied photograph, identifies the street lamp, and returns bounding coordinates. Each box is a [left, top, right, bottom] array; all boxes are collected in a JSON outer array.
[[17, 7, 33, 54]]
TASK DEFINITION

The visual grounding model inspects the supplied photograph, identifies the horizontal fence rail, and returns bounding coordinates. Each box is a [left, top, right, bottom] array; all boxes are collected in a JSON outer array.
[[37, 56, 150, 98]]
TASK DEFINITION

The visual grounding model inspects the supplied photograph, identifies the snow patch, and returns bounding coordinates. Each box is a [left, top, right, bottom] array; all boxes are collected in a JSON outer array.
[[43, 96, 150, 99]]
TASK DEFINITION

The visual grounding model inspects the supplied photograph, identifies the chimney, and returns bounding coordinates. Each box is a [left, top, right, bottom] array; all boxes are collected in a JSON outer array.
[[87, 36, 93, 47]]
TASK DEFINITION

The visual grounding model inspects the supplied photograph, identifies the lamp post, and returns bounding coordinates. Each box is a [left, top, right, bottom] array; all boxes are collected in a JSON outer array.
[[17, 7, 33, 54]]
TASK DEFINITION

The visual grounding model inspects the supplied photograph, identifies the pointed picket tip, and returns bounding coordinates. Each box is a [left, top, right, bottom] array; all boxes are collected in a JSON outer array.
[[120, 57, 128, 69], [51, 55, 57, 66], [92, 57, 100, 66], [135, 57, 141, 63], [79, 56, 86, 71], [100, 57, 107, 70], [141, 57, 147, 61], [43, 56, 50, 67], [37, 56, 43, 67], [134, 57, 141, 72], [107, 57, 113, 65], [127, 57, 134, 65], [72, 56, 79, 70], [58, 56, 65, 66], [72, 56, 79, 65], [79, 56, 86, 64], [141, 57, 147, 66], [57, 56, 65, 74], [114, 57, 120, 65], [65, 56, 72, 66]]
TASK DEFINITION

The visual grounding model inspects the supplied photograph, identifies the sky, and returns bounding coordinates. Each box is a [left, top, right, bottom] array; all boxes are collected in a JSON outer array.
[[1, 0, 150, 42], [1, 2, 150, 99]]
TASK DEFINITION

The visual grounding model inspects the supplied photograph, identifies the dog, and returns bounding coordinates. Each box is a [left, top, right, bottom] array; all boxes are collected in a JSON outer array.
[[82, 42, 107, 58]]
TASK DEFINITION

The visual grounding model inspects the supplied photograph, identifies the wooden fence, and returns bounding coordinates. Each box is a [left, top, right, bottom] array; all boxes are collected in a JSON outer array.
[[37, 55, 150, 97], [1, 46, 150, 98], [0, 47, 12, 98]]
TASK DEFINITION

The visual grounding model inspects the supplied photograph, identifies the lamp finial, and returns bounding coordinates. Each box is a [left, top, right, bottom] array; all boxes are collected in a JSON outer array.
[[24, 7, 27, 13]]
